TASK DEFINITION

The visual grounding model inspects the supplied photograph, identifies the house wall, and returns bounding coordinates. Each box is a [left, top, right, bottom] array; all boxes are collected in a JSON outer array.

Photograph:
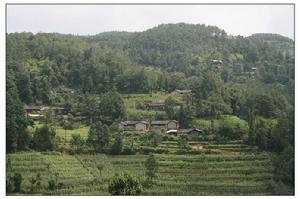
[[118, 123, 125, 130], [192, 145, 203, 151], [135, 123, 147, 131], [124, 125, 135, 131], [151, 124, 167, 130], [167, 122, 178, 130]]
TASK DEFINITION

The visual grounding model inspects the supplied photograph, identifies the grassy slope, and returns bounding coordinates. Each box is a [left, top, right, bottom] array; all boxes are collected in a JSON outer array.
[[7, 149, 275, 195]]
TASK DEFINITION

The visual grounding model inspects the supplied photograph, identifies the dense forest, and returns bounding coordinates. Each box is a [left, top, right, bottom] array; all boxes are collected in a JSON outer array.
[[6, 23, 294, 194]]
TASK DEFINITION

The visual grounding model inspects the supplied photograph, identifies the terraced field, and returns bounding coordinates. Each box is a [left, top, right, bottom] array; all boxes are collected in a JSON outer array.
[[7, 151, 275, 195]]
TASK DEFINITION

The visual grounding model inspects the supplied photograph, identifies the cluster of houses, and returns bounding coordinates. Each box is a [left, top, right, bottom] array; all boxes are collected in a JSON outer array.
[[172, 89, 192, 100], [119, 120, 204, 136], [24, 105, 87, 122], [119, 120, 179, 131], [119, 120, 205, 151], [24, 105, 65, 118]]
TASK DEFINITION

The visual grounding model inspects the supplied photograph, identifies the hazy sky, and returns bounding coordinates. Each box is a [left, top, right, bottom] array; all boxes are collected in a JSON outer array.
[[7, 4, 294, 39]]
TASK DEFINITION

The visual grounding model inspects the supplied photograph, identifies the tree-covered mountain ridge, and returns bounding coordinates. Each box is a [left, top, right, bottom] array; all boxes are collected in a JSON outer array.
[[7, 22, 294, 102]]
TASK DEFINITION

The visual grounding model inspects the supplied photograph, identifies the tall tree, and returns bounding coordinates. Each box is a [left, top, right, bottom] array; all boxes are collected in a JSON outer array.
[[31, 125, 57, 151], [110, 134, 123, 155], [87, 121, 110, 152], [6, 74, 31, 152], [97, 90, 125, 125], [144, 154, 158, 186]]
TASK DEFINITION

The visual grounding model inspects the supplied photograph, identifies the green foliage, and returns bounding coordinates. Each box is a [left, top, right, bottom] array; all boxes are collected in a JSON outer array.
[[126, 109, 167, 121], [108, 173, 142, 195], [147, 131, 163, 147], [47, 180, 56, 191], [178, 104, 194, 128], [31, 125, 57, 151], [13, 173, 23, 193], [97, 90, 126, 125], [7, 151, 290, 195], [178, 135, 191, 151], [247, 109, 256, 145], [144, 154, 158, 186], [165, 96, 177, 119], [272, 146, 294, 189], [30, 173, 42, 193], [267, 180, 290, 195], [6, 74, 31, 152], [87, 121, 110, 152], [6, 24, 294, 195], [254, 117, 277, 150], [70, 134, 85, 154], [111, 134, 123, 155], [216, 116, 249, 141]]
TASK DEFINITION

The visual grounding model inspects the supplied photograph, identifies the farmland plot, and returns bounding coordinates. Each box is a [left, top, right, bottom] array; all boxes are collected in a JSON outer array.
[[7, 152, 275, 195]]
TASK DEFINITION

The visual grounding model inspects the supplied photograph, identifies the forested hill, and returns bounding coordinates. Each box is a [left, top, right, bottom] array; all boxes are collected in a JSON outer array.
[[6, 23, 295, 194], [83, 24, 294, 72], [7, 23, 294, 105]]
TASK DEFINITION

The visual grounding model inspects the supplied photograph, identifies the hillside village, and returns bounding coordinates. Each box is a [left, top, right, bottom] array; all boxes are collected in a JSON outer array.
[[6, 23, 294, 195]]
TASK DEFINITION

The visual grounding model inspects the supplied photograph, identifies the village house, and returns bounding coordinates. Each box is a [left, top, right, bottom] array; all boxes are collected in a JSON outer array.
[[24, 105, 42, 118], [25, 105, 66, 118], [49, 87, 75, 94], [150, 120, 179, 130], [173, 90, 192, 99], [41, 106, 66, 115], [166, 129, 179, 136], [211, 59, 223, 65], [119, 121, 150, 131], [147, 102, 165, 111], [190, 143, 204, 151], [167, 128, 204, 137], [179, 128, 204, 137]]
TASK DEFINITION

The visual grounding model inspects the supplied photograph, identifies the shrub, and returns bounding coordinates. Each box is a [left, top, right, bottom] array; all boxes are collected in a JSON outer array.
[[31, 125, 57, 151], [110, 134, 123, 155], [13, 173, 22, 193], [108, 173, 142, 195], [70, 134, 85, 154], [267, 180, 290, 195], [216, 116, 249, 141], [144, 154, 158, 186], [139, 146, 169, 154], [48, 180, 56, 191], [122, 147, 136, 155]]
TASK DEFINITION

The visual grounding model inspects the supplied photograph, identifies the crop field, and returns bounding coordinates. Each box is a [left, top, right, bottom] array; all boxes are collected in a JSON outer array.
[[28, 121, 90, 142], [55, 125, 90, 141], [7, 151, 275, 195], [123, 92, 172, 109]]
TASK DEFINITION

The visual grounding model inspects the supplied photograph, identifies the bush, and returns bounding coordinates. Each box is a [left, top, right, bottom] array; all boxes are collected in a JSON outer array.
[[110, 134, 123, 155], [267, 180, 290, 195], [122, 147, 136, 155], [31, 125, 57, 151], [216, 116, 249, 141], [144, 154, 158, 186], [126, 109, 167, 120], [139, 146, 169, 154], [147, 131, 163, 147], [48, 180, 56, 191], [13, 173, 22, 193], [108, 173, 142, 195], [70, 134, 85, 154]]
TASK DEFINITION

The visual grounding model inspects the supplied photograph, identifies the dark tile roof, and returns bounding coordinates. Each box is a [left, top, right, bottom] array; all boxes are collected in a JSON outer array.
[[179, 128, 204, 133], [175, 89, 192, 94], [151, 120, 178, 125], [120, 121, 149, 125], [24, 105, 41, 110], [148, 102, 165, 106]]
